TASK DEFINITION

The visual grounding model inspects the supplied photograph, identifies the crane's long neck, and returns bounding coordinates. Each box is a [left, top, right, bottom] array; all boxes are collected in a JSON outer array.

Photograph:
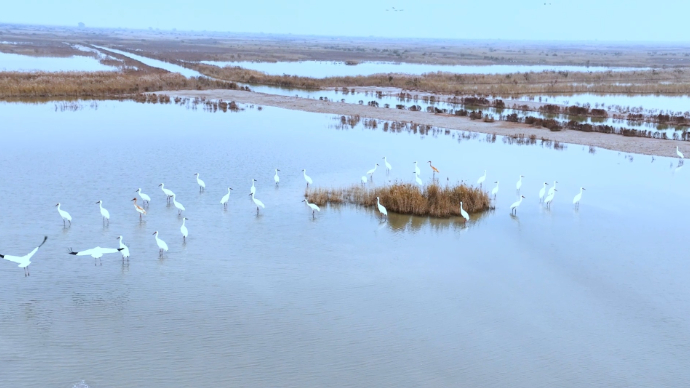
[[182, 219, 186, 226], [98, 202, 103, 210], [57, 204, 61, 211]]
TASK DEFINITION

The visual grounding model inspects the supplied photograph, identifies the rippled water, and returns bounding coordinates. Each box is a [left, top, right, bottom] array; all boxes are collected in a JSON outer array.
[[0, 52, 117, 72], [201, 60, 646, 78], [1, 101, 689, 388]]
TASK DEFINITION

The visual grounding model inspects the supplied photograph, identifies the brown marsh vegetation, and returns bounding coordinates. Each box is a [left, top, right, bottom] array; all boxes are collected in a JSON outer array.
[[306, 182, 491, 218], [192, 63, 690, 96], [6, 23, 687, 68], [0, 71, 238, 98]]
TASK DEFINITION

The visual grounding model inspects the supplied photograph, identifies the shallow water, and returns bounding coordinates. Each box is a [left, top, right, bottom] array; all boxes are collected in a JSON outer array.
[[520, 93, 690, 113], [202, 60, 646, 78], [1, 101, 689, 388], [93, 46, 205, 78], [0, 52, 117, 72]]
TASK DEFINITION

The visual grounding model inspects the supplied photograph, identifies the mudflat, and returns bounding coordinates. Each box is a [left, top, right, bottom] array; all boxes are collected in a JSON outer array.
[[158, 88, 687, 158]]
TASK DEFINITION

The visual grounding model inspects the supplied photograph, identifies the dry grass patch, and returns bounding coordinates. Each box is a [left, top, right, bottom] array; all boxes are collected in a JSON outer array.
[[0, 71, 238, 98], [307, 182, 490, 218], [191, 63, 690, 95]]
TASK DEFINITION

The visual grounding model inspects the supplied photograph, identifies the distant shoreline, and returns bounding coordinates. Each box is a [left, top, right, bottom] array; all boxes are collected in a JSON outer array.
[[157, 88, 686, 158]]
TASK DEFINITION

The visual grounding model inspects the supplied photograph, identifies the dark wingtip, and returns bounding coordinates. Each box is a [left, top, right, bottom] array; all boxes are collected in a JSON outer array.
[[118, 248, 124, 251], [0, 254, 4, 258], [68, 252, 77, 255]]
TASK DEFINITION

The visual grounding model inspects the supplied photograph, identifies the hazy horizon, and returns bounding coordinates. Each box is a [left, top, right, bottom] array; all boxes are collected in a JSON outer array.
[[2, 0, 689, 42]]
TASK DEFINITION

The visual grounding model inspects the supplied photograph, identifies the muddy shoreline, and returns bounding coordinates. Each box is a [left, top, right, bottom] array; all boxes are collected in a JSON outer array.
[[158, 88, 687, 158]]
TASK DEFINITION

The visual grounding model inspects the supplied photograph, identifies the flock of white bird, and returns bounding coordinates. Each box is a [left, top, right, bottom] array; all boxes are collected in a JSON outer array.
[[1, 154, 593, 277]]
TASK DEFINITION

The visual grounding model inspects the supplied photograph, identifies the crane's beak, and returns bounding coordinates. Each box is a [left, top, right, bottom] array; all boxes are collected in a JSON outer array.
[[152, 232, 156, 235], [229, 188, 233, 190], [583, 188, 586, 190]]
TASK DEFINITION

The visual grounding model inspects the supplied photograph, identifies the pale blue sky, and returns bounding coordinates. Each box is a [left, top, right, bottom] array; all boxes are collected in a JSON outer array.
[[3, 0, 688, 42]]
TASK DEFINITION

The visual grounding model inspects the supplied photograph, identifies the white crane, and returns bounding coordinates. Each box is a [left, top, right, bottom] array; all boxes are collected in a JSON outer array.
[[547, 181, 558, 197], [159, 183, 175, 203], [361, 175, 368, 184], [180, 217, 189, 242], [251, 192, 265, 215], [510, 195, 525, 215], [135, 188, 151, 207], [171, 194, 185, 215], [677, 146, 684, 159], [516, 175, 524, 193], [538, 182, 549, 202], [249, 179, 256, 196], [56, 203, 72, 227], [302, 169, 313, 188], [303, 199, 320, 218], [477, 170, 487, 188], [69, 246, 124, 266], [153, 231, 168, 256], [0, 236, 47, 276], [414, 161, 421, 176], [220, 187, 233, 209], [117, 236, 130, 262], [131, 198, 146, 220], [382, 157, 392, 173], [544, 189, 557, 209], [459, 202, 470, 222], [194, 173, 206, 192], [376, 196, 388, 220], [573, 187, 586, 208], [274, 169, 280, 185], [96, 200, 110, 225], [367, 163, 379, 178], [413, 171, 423, 186], [491, 181, 499, 199]]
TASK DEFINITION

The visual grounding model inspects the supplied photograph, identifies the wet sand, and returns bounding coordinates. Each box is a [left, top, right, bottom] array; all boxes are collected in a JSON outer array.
[[158, 89, 687, 158]]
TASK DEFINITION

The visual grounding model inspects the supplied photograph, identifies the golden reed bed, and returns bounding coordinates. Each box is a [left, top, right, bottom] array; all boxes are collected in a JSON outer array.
[[306, 182, 491, 218]]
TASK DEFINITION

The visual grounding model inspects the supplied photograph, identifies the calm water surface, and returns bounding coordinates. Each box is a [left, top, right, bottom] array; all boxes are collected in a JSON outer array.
[[1, 101, 689, 388], [0, 52, 117, 72], [92, 47, 205, 78], [201, 61, 646, 78]]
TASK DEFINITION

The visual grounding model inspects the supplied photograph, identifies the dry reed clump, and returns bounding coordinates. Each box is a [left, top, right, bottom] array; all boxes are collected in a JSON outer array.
[[307, 183, 490, 218], [0, 71, 238, 98]]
